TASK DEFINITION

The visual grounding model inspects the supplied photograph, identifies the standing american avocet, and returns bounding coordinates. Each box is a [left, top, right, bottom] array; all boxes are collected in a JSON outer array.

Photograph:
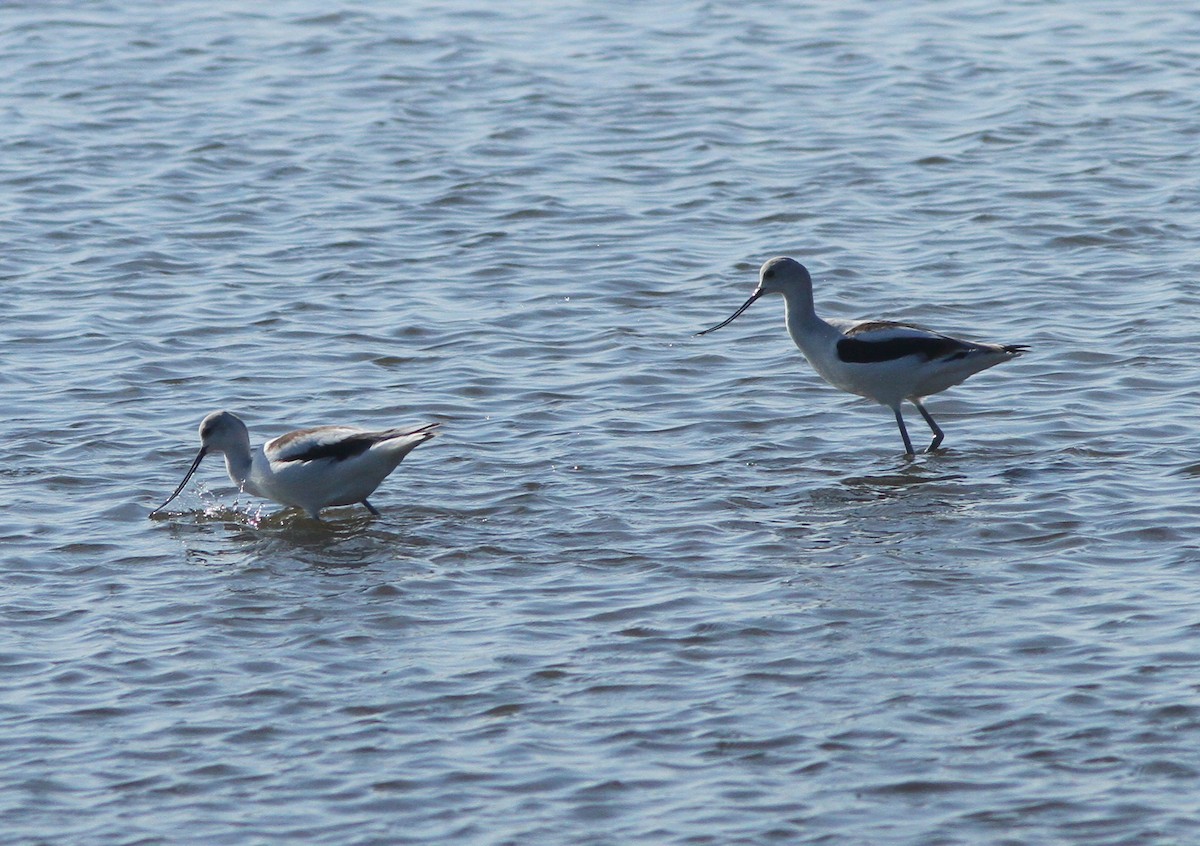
[[150, 410, 439, 519], [698, 257, 1028, 454]]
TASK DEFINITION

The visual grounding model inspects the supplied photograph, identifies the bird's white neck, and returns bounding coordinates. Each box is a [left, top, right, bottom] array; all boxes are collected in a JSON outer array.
[[222, 448, 253, 486], [780, 284, 831, 348]]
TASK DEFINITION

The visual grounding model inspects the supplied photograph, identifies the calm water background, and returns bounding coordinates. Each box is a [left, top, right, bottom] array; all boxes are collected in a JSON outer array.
[[3, 1, 1200, 843]]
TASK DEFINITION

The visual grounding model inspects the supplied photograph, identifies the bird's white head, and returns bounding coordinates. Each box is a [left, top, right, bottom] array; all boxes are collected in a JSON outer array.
[[150, 410, 250, 516], [198, 410, 249, 456], [696, 256, 813, 336], [756, 256, 812, 296]]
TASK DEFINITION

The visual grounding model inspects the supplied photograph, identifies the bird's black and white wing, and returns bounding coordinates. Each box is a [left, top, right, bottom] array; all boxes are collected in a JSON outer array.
[[265, 426, 379, 463], [834, 320, 986, 364]]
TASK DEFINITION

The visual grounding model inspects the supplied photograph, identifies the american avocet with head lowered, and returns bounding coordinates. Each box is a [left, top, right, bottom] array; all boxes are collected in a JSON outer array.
[[698, 257, 1028, 454], [150, 411, 439, 519]]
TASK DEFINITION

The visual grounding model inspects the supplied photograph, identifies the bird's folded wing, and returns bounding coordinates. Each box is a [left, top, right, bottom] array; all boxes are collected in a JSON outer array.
[[266, 426, 374, 463], [837, 321, 975, 364]]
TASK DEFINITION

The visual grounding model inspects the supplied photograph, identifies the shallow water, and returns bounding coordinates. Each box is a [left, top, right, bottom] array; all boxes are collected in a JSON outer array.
[[4, 1, 1200, 843]]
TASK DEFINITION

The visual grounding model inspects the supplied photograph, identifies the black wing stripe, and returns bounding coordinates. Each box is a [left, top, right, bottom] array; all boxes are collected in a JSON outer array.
[[837, 336, 968, 364], [278, 435, 376, 463]]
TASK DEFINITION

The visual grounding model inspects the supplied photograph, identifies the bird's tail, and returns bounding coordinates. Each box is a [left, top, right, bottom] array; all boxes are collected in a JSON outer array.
[[391, 422, 441, 439], [376, 422, 441, 456], [1001, 344, 1030, 356]]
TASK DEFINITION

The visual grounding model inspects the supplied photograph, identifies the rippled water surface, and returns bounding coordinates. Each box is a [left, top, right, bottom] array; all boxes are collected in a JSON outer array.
[[5, 1, 1200, 843]]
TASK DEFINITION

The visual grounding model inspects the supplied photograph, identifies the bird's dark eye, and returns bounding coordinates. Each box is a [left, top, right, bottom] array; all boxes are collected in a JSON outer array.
[[764, 269, 775, 279]]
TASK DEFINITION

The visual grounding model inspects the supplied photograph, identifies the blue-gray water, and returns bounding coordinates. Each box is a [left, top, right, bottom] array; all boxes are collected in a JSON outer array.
[[4, 1, 1200, 843]]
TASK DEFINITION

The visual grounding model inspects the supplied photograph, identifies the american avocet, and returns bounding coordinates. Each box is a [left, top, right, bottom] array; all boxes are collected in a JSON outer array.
[[150, 411, 439, 519], [698, 257, 1028, 454]]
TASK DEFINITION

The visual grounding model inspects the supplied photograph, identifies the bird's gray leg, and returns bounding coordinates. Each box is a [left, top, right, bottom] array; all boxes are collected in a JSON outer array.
[[912, 399, 944, 451], [361, 499, 381, 516], [893, 407, 915, 455]]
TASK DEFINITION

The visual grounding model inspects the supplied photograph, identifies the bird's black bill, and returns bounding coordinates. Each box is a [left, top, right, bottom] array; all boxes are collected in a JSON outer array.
[[149, 446, 208, 517], [695, 290, 763, 336]]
